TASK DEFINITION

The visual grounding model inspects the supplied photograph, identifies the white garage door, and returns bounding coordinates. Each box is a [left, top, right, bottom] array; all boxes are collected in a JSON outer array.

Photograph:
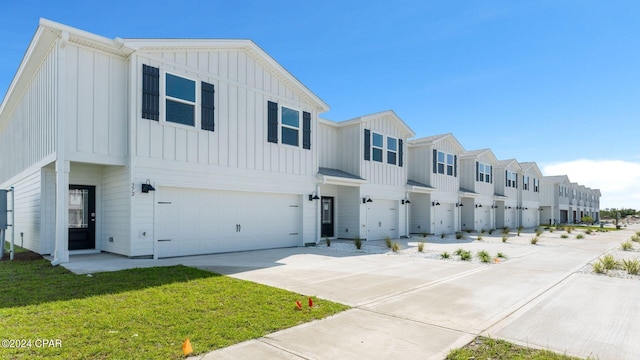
[[155, 188, 301, 258], [505, 208, 517, 228], [366, 199, 398, 240], [434, 203, 455, 235], [521, 209, 538, 228], [479, 209, 491, 231]]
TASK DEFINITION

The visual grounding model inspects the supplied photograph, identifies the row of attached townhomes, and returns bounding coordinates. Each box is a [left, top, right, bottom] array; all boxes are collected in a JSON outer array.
[[0, 20, 600, 264]]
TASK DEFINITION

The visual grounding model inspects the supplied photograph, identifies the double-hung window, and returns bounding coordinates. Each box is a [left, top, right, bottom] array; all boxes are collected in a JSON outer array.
[[372, 133, 383, 162], [446, 154, 454, 176], [478, 163, 491, 183], [506, 171, 517, 188], [523, 175, 530, 191], [281, 107, 300, 146], [534, 178, 539, 192], [437, 151, 445, 174], [166, 73, 196, 126], [387, 137, 397, 165]]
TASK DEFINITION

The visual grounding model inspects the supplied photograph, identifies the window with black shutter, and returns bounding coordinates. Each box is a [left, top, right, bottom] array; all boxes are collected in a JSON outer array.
[[201, 82, 215, 131], [302, 111, 311, 150], [142, 65, 159, 120], [267, 101, 278, 143], [398, 139, 403, 167], [432, 149, 437, 173], [364, 129, 371, 161]]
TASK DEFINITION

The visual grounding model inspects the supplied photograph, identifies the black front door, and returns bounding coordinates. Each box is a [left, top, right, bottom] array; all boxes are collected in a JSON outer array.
[[68, 185, 96, 250], [321, 196, 334, 238]]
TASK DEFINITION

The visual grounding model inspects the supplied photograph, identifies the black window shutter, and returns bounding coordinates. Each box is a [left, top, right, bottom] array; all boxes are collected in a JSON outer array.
[[364, 129, 371, 161], [302, 111, 311, 150], [490, 166, 493, 184], [142, 64, 159, 120], [432, 149, 437, 173], [505, 170, 508, 186], [201, 82, 215, 131], [476, 161, 479, 181], [454, 155, 458, 177], [267, 101, 278, 143], [398, 139, 403, 167], [515, 174, 518, 188]]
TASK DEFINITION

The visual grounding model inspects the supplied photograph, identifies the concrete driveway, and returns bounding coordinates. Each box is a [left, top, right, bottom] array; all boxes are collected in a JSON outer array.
[[62, 226, 640, 359]]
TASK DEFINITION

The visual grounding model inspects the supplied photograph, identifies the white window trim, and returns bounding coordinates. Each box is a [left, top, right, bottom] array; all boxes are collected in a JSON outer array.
[[372, 132, 384, 162], [479, 162, 491, 183], [280, 105, 301, 148], [387, 137, 397, 165], [160, 71, 201, 129]]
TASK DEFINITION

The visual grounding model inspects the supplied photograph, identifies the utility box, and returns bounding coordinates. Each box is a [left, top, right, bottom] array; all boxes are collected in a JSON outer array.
[[0, 190, 7, 229]]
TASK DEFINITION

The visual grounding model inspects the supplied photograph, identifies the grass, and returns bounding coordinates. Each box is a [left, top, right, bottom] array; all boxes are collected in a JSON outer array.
[[517, 226, 523, 236], [576, 234, 584, 239], [565, 226, 573, 234], [459, 250, 472, 261], [417, 242, 424, 252], [501, 235, 508, 243], [446, 336, 585, 360], [354, 236, 362, 250], [560, 234, 569, 239], [455, 232, 464, 240], [535, 228, 543, 237], [497, 252, 506, 259], [477, 250, 491, 263], [622, 258, 640, 275], [325, 237, 331, 247], [621, 241, 634, 251], [502, 227, 510, 235], [385, 236, 393, 248], [598, 254, 620, 271], [391, 242, 401, 252], [441, 251, 450, 259], [477, 234, 483, 241], [531, 237, 539, 245], [0, 258, 348, 359], [631, 235, 640, 242]]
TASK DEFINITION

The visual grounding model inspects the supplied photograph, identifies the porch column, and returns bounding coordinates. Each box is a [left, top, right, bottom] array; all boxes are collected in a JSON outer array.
[[52, 160, 70, 264]]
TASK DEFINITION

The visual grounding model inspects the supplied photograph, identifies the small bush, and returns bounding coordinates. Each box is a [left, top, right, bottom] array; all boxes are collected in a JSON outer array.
[[636, 231, 640, 237], [560, 234, 569, 239], [586, 229, 593, 235], [441, 251, 450, 259], [497, 252, 506, 258], [535, 228, 543, 237], [501, 235, 508, 243], [592, 261, 606, 274], [454, 248, 465, 256], [549, 227, 555, 233], [576, 234, 584, 239], [517, 226, 523, 236], [530, 237, 539, 245], [600, 254, 620, 271], [488, 229, 494, 235], [325, 237, 331, 247], [565, 226, 573, 234], [460, 250, 472, 261], [477, 250, 491, 263], [441, 233, 446, 239], [631, 235, 640, 242], [421, 232, 428, 238], [391, 242, 400, 253], [477, 234, 483, 241], [480, 229, 486, 234], [385, 237, 392, 248], [622, 258, 640, 275], [417, 242, 424, 252], [455, 232, 464, 240], [354, 236, 362, 250], [502, 227, 510, 235], [621, 241, 634, 251]]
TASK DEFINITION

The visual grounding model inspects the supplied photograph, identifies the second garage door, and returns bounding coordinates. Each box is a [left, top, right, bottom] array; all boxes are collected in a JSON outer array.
[[366, 199, 398, 240], [155, 188, 301, 258]]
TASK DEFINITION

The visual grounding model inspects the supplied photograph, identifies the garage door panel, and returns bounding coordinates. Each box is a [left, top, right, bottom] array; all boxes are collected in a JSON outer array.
[[366, 200, 398, 240], [156, 188, 301, 258]]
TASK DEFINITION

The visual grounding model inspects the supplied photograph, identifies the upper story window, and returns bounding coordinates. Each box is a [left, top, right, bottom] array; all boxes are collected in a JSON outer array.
[[534, 178, 539, 192], [141, 65, 215, 131], [372, 133, 384, 162], [478, 163, 491, 183], [523, 175, 530, 191], [166, 73, 196, 126], [434, 150, 457, 177], [572, 189, 577, 199], [387, 137, 397, 165], [281, 107, 300, 146], [506, 171, 517, 188]]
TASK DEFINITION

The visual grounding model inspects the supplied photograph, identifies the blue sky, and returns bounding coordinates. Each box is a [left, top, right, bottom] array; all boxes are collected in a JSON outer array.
[[1, 1, 639, 209]]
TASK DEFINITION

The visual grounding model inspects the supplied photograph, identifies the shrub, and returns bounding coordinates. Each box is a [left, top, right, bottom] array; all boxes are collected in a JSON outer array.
[[455, 232, 464, 240], [631, 235, 640, 242], [565, 226, 573, 234], [586, 229, 593, 235], [599, 254, 620, 271], [441, 251, 450, 259], [549, 227, 555, 233], [560, 234, 569, 239], [502, 235, 508, 243], [530, 237, 539, 245], [592, 261, 605, 274], [385, 237, 392, 248], [325, 237, 331, 247], [454, 248, 465, 256], [477, 234, 483, 241], [441, 233, 446, 239], [480, 229, 486, 234], [488, 229, 494, 235], [497, 252, 506, 258], [636, 231, 640, 237], [459, 250, 472, 261], [354, 236, 362, 250], [576, 234, 584, 239], [477, 250, 491, 263], [417, 242, 424, 252], [621, 241, 634, 251], [517, 226, 523, 236], [502, 227, 510, 235], [391, 242, 400, 253], [421, 232, 428, 238], [622, 258, 640, 275], [535, 228, 543, 237]]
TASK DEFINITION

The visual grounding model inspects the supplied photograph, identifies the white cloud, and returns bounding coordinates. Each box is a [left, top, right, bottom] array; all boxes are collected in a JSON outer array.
[[542, 159, 640, 210]]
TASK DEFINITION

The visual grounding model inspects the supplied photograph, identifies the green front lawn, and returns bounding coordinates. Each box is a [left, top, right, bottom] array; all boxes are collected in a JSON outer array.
[[447, 337, 586, 360], [0, 257, 348, 359]]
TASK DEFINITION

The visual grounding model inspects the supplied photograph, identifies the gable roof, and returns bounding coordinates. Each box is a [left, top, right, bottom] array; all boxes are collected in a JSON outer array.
[[460, 148, 498, 163], [408, 133, 465, 153], [519, 162, 543, 177], [495, 159, 522, 171], [332, 110, 415, 138], [542, 175, 572, 184]]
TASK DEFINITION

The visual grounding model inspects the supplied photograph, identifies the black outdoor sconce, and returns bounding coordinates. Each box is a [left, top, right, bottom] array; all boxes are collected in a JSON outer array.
[[402, 199, 411, 205], [362, 196, 373, 204], [432, 201, 440, 206], [141, 179, 156, 193], [308, 192, 320, 201]]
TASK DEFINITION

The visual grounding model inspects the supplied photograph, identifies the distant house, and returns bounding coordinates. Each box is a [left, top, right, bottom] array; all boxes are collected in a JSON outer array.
[[493, 159, 522, 229], [518, 162, 543, 228], [458, 149, 498, 232]]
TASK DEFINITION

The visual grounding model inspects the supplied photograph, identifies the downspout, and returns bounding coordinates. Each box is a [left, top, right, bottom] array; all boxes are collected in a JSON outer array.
[[405, 191, 410, 237], [9, 186, 14, 260]]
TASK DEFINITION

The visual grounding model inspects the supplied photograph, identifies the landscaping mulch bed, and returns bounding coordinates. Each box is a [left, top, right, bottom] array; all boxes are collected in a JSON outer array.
[[1, 249, 43, 261]]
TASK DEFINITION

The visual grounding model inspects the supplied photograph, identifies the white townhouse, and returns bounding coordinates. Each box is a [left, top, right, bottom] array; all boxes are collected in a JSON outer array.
[[0, 19, 331, 263], [493, 159, 522, 229], [518, 162, 543, 228], [317, 111, 414, 240], [540, 175, 572, 225], [407, 134, 466, 235], [458, 149, 498, 232]]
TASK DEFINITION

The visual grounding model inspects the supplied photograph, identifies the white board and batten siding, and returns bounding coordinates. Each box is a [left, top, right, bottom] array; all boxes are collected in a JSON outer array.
[[360, 118, 408, 187], [318, 121, 339, 169], [63, 43, 128, 166]]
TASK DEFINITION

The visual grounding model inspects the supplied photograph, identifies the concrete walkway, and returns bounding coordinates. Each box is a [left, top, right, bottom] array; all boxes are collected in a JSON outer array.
[[61, 225, 640, 359]]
